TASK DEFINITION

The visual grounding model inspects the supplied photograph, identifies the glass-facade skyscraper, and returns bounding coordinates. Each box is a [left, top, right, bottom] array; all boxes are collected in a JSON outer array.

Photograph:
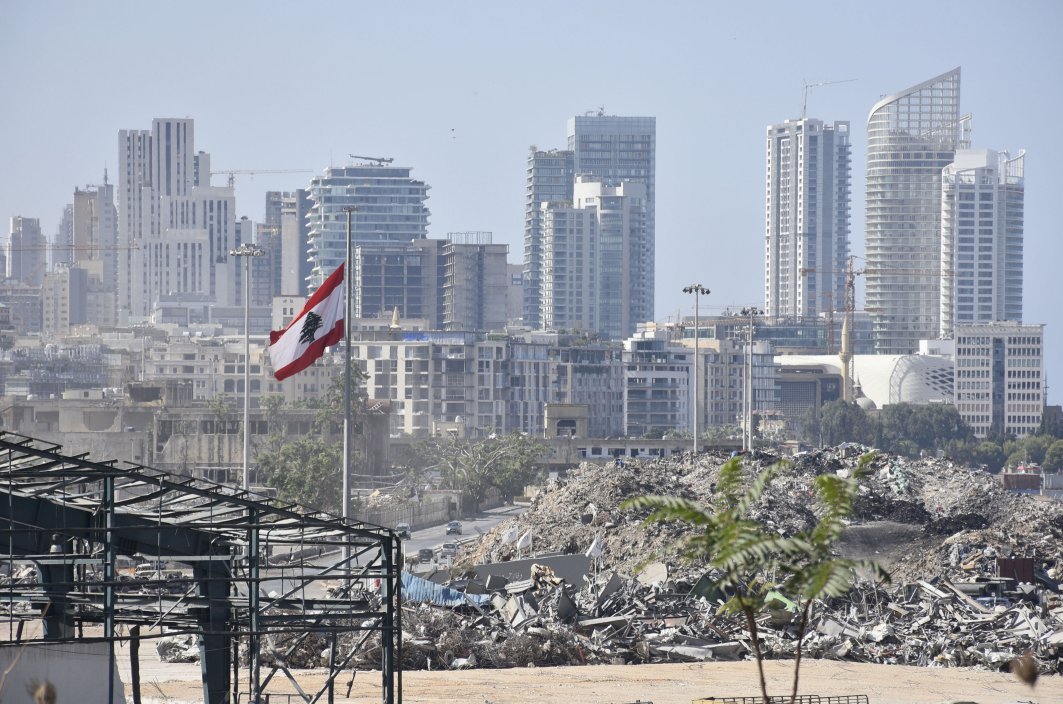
[[865, 68, 968, 353]]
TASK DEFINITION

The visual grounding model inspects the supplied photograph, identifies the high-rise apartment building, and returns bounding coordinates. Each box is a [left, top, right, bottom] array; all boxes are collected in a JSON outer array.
[[954, 322, 1043, 438], [866, 68, 968, 353], [523, 149, 574, 328], [764, 119, 851, 319], [939, 149, 1024, 338], [117, 118, 237, 321], [523, 114, 656, 331], [71, 173, 118, 300], [538, 178, 648, 339], [7, 216, 47, 286], [442, 232, 509, 333], [52, 205, 73, 269], [568, 114, 655, 326], [305, 164, 430, 291]]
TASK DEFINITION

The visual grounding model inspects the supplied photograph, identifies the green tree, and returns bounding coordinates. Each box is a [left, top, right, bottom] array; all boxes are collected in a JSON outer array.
[[255, 369, 370, 512], [257, 435, 343, 512], [1044, 440, 1063, 472], [805, 401, 873, 446], [623, 456, 886, 703], [1038, 410, 1063, 439], [430, 432, 546, 511], [968, 441, 1007, 472], [876, 403, 971, 455]]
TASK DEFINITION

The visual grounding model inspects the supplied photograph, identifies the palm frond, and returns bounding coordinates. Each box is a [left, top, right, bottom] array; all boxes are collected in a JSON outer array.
[[621, 495, 713, 525]]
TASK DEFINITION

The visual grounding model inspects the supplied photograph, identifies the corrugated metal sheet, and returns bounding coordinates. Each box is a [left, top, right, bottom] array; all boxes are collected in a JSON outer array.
[[401, 572, 492, 608]]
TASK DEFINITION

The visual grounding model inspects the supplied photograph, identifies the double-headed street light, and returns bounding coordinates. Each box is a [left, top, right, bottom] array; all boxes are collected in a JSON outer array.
[[740, 306, 763, 452], [683, 284, 710, 455], [229, 242, 265, 491]]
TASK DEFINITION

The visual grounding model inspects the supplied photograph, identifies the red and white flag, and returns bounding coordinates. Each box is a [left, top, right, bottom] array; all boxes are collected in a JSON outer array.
[[269, 264, 345, 381]]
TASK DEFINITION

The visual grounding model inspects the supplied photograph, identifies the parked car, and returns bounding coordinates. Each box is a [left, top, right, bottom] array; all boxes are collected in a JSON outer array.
[[438, 542, 459, 559], [445, 520, 462, 535], [417, 548, 435, 564], [395, 523, 411, 539]]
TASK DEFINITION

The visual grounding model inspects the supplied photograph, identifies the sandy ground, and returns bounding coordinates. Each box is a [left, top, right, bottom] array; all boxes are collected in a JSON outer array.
[[123, 654, 1060, 704]]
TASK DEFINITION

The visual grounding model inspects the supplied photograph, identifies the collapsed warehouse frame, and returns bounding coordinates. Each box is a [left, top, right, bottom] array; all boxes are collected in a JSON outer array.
[[0, 431, 403, 704]]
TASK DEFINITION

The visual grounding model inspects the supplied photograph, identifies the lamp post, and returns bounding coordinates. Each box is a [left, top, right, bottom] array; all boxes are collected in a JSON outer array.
[[740, 306, 763, 452], [229, 242, 265, 491], [683, 284, 709, 455]]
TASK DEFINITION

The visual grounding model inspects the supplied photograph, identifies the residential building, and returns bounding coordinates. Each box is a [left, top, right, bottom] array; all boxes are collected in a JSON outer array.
[[118, 118, 237, 321], [939, 149, 1024, 338], [954, 322, 1044, 439], [623, 329, 692, 437], [539, 201, 597, 334], [52, 204, 73, 269], [260, 189, 311, 297], [7, 216, 47, 286], [764, 119, 851, 319], [523, 149, 574, 328], [442, 232, 509, 332], [352, 240, 442, 326], [568, 114, 656, 329], [305, 163, 430, 291], [865, 67, 968, 353]]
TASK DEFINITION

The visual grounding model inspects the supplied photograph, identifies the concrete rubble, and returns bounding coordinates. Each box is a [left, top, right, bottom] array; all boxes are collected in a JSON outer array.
[[384, 447, 1063, 675]]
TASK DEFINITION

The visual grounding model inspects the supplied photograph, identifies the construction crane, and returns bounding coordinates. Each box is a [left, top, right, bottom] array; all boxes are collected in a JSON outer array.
[[209, 169, 314, 188], [348, 155, 394, 166], [802, 78, 857, 119]]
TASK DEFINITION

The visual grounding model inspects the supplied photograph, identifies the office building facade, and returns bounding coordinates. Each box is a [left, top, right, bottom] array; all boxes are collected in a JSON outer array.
[[954, 322, 1043, 439]]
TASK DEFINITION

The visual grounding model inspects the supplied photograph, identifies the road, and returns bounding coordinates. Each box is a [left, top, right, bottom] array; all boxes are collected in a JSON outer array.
[[259, 503, 525, 596]]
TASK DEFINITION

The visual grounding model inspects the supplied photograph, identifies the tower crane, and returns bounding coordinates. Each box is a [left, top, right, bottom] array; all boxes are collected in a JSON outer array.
[[209, 169, 314, 188], [801, 78, 857, 119], [348, 155, 394, 166]]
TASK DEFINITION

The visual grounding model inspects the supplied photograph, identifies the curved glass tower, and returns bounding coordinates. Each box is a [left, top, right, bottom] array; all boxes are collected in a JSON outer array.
[[865, 68, 968, 353]]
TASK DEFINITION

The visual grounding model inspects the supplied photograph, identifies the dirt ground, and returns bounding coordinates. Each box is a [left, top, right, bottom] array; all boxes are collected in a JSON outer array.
[[127, 659, 1060, 703]]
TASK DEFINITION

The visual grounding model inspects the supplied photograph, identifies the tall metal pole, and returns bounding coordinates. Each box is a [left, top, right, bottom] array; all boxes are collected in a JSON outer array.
[[230, 243, 264, 491], [740, 307, 762, 452], [342, 207, 356, 539], [683, 285, 709, 455]]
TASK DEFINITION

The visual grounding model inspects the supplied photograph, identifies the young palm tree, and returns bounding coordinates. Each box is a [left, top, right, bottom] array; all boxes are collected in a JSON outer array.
[[623, 453, 888, 704]]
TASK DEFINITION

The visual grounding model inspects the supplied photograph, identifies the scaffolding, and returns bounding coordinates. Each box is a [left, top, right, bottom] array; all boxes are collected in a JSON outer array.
[[0, 431, 402, 703]]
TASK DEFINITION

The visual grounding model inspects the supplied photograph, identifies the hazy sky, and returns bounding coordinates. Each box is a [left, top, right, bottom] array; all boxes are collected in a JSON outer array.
[[2, 1, 1060, 398]]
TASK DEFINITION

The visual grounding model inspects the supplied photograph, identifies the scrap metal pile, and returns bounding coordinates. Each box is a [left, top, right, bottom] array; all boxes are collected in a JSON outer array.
[[396, 447, 1063, 674]]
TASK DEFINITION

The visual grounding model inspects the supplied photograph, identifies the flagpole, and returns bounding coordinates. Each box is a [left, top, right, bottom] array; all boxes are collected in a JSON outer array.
[[343, 206, 356, 575]]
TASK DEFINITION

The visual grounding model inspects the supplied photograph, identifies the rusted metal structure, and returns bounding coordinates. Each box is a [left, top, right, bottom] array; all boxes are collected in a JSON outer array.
[[0, 431, 402, 703]]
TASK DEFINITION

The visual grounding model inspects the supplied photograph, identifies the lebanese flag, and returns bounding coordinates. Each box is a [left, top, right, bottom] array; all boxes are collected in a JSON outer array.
[[269, 264, 345, 380]]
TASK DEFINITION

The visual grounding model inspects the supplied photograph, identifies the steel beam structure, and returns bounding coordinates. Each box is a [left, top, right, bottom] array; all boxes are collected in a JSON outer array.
[[0, 432, 402, 704]]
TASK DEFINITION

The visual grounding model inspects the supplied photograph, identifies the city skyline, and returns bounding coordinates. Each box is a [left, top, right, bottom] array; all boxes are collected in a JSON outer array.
[[1, 1, 1059, 391]]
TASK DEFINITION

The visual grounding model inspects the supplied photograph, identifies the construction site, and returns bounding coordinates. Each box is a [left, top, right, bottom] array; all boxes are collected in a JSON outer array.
[[2, 433, 1062, 703]]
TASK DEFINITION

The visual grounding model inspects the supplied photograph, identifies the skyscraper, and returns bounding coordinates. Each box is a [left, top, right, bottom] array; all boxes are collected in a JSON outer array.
[[523, 149, 573, 328], [117, 118, 237, 320], [567, 114, 655, 325], [305, 163, 430, 291], [865, 68, 968, 353], [939, 149, 1024, 338], [7, 216, 47, 286], [764, 119, 851, 320], [525, 114, 654, 336]]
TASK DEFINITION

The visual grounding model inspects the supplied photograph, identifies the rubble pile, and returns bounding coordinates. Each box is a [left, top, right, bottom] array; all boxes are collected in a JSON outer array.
[[417, 447, 1063, 674]]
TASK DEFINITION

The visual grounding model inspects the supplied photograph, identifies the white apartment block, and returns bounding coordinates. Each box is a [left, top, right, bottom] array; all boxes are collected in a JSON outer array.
[[940, 149, 1024, 338], [305, 164, 430, 291], [118, 119, 237, 321], [539, 202, 597, 333], [764, 119, 850, 319], [954, 322, 1044, 438]]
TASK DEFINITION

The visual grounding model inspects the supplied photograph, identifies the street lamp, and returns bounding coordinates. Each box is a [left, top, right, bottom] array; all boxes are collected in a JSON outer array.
[[229, 242, 265, 491], [683, 284, 710, 455], [740, 306, 763, 452]]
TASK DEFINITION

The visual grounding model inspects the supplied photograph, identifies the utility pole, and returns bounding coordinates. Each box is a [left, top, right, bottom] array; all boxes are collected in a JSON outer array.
[[229, 242, 265, 491], [342, 207, 357, 569]]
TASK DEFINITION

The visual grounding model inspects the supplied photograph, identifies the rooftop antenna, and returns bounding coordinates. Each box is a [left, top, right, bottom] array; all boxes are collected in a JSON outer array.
[[802, 78, 857, 119]]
